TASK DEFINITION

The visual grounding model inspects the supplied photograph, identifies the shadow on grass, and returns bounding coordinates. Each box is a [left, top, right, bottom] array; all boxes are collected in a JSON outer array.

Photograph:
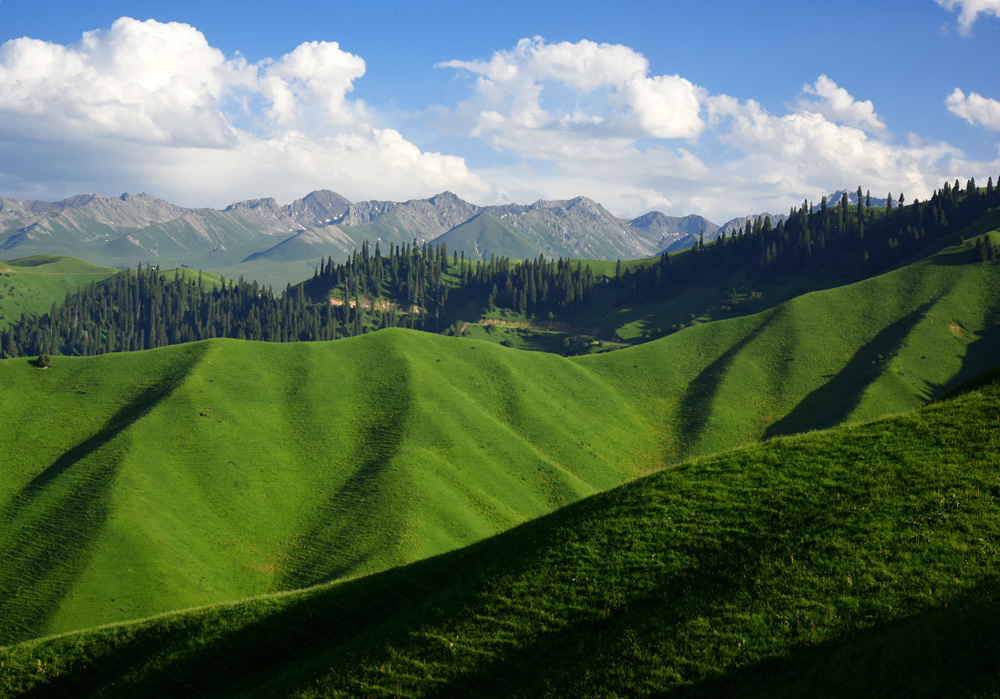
[[676, 315, 772, 454], [941, 306, 1000, 396], [11, 384, 1000, 698], [0, 348, 205, 645], [15, 470, 1000, 699], [763, 300, 937, 439], [413, 580, 1000, 699], [0, 465, 826, 696], [670, 592, 1000, 698], [279, 346, 412, 588]]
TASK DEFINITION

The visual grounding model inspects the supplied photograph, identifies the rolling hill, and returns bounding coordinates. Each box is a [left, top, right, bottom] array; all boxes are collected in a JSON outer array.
[[3, 365, 998, 697], [0, 332, 655, 645], [1, 226, 999, 649], [0, 255, 118, 329]]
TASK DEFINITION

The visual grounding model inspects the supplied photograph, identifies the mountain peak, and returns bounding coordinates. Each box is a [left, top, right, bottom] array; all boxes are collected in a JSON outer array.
[[286, 190, 352, 226], [225, 197, 280, 213]]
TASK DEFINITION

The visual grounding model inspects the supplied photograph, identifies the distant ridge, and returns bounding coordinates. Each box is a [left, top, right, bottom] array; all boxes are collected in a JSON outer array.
[[0, 187, 880, 284]]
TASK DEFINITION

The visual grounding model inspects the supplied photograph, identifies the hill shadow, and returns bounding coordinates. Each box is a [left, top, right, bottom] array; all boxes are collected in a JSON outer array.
[[676, 316, 772, 454], [18, 461, 1000, 699], [279, 350, 412, 588], [663, 583, 1000, 698], [0, 352, 203, 645], [414, 579, 1000, 699], [937, 302, 1000, 397], [764, 300, 937, 439]]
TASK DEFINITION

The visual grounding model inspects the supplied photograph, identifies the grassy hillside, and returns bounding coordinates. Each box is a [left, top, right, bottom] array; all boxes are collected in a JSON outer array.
[[579, 231, 1000, 461], [3, 373, 999, 698], [2, 232, 999, 647], [0, 214, 121, 261], [0, 332, 654, 645], [0, 256, 117, 328]]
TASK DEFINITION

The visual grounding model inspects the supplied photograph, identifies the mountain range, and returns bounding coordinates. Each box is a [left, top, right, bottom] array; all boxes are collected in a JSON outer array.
[[1, 189, 816, 284]]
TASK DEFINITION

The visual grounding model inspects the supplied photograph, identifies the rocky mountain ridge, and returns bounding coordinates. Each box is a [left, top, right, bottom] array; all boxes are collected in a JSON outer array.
[[0, 188, 846, 284]]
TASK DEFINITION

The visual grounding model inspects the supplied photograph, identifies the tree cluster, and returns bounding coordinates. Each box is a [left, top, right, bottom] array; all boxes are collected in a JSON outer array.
[[0, 243, 598, 359], [0, 267, 356, 359], [306, 241, 596, 320], [621, 177, 1000, 302], [2, 176, 995, 360]]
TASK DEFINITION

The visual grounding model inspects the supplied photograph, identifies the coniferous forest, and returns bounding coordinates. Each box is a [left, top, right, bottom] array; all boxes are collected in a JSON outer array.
[[1, 177, 997, 360], [620, 178, 999, 302]]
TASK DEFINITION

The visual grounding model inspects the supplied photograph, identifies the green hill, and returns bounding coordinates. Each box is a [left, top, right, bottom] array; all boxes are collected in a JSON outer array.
[[579, 230, 1000, 461], [0, 332, 654, 645], [0, 255, 118, 329], [2, 231, 1000, 647], [4, 371, 999, 698]]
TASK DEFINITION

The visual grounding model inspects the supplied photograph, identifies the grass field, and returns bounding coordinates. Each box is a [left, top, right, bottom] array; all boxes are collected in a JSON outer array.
[[3, 371, 998, 697], [0, 255, 118, 328], [579, 231, 1000, 461], [1, 228, 999, 666], [0, 332, 655, 645]]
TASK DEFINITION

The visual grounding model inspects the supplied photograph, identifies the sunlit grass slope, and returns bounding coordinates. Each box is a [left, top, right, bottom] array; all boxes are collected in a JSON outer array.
[[2, 233, 1000, 647], [0, 331, 653, 644], [580, 232, 1000, 461], [4, 375, 999, 698], [0, 255, 117, 328]]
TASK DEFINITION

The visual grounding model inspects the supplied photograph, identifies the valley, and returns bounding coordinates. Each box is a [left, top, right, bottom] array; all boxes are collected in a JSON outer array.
[[0, 180, 999, 697]]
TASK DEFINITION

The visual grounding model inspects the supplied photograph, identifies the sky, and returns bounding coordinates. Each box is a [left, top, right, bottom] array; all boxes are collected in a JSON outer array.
[[0, 0, 998, 223]]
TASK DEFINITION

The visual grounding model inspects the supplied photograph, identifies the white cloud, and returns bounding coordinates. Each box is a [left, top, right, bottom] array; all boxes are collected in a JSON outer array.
[[440, 37, 648, 92], [935, 0, 1000, 34], [439, 38, 990, 220], [0, 17, 487, 206], [437, 37, 705, 158], [259, 40, 367, 129], [706, 93, 964, 206], [798, 75, 888, 136], [0, 23, 994, 227], [946, 88, 1000, 130]]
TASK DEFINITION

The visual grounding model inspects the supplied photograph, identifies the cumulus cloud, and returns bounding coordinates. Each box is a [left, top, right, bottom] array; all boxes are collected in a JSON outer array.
[[0, 22, 994, 226], [438, 37, 992, 220], [706, 94, 963, 208], [935, 0, 1000, 34], [437, 37, 705, 159], [946, 88, 1000, 130], [0, 17, 487, 206], [798, 75, 888, 136], [0, 18, 243, 147]]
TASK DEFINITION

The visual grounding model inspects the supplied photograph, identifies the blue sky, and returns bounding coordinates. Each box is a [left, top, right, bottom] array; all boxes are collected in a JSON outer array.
[[0, 0, 997, 222]]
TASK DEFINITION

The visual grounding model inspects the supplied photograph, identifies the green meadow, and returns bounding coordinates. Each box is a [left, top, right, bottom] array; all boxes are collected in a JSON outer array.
[[0, 212, 999, 697], [1, 230, 999, 650], [3, 368, 999, 697], [0, 331, 654, 645], [0, 256, 118, 328]]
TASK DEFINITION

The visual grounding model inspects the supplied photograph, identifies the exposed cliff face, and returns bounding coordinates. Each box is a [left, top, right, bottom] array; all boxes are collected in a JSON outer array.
[[285, 190, 352, 227]]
